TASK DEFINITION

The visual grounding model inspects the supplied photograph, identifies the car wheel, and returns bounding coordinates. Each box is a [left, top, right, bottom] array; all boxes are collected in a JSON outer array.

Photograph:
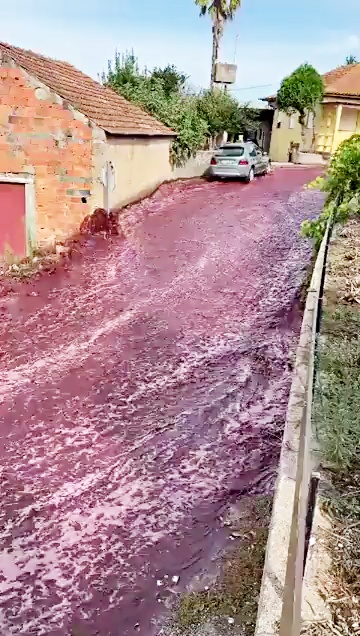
[[260, 165, 271, 176], [246, 167, 255, 183]]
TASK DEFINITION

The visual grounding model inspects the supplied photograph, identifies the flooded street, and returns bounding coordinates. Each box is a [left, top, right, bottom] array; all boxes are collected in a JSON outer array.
[[0, 169, 323, 635]]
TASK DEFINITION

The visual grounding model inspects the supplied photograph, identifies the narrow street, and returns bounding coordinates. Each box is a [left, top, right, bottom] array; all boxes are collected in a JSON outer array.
[[0, 168, 323, 636]]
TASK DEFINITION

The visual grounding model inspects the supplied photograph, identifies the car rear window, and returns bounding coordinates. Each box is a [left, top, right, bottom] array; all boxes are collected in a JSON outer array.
[[218, 146, 245, 157]]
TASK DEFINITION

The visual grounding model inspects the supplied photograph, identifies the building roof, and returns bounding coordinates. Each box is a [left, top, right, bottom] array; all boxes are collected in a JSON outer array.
[[323, 63, 360, 96], [262, 63, 360, 102], [0, 42, 175, 137]]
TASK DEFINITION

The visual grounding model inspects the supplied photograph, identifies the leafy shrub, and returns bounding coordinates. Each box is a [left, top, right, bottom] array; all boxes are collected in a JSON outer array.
[[103, 53, 208, 166], [102, 52, 258, 167], [302, 134, 360, 246], [196, 88, 258, 143]]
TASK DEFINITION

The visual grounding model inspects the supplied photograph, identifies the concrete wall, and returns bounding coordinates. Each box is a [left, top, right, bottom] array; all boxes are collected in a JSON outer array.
[[171, 150, 212, 180], [269, 108, 316, 162], [92, 133, 174, 211], [0, 63, 93, 250], [92, 136, 212, 212]]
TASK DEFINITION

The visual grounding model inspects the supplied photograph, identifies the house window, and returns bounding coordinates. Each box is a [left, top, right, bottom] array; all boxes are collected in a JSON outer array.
[[339, 107, 358, 132], [288, 115, 295, 129]]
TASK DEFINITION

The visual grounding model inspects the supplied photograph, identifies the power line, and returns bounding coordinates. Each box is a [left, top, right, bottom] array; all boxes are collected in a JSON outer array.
[[227, 83, 275, 92]]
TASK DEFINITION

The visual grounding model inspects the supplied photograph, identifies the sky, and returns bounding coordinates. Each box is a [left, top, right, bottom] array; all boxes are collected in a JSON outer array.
[[2, 0, 360, 107]]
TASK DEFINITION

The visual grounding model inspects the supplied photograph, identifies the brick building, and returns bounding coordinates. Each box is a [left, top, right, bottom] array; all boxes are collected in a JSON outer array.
[[0, 42, 175, 260]]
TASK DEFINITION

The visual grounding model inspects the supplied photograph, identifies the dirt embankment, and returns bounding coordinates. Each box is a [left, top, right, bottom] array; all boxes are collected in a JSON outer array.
[[303, 218, 360, 636]]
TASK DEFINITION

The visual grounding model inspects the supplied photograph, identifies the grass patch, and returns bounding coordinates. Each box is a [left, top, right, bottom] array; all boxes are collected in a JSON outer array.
[[309, 304, 360, 634], [314, 306, 360, 471], [175, 496, 272, 635]]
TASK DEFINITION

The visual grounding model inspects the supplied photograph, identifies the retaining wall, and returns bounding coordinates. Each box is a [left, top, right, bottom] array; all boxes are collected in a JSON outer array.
[[171, 151, 212, 180], [255, 223, 331, 636]]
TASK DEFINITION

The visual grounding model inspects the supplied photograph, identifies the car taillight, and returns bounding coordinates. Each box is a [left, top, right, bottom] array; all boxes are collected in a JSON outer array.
[[210, 157, 217, 165], [238, 159, 248, 165]]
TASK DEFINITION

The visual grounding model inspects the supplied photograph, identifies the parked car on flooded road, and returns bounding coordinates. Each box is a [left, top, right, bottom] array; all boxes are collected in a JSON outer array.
[[209, 142, 271, 182]]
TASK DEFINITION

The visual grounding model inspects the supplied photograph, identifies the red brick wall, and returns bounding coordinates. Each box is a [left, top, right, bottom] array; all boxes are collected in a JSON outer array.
[[0, 65, 93, 248]]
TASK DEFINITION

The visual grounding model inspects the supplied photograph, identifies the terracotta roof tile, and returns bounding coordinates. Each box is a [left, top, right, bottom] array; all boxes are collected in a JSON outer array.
[[324, 63, 360, 96], [262, 63, 360, 102], [0, 42, 175, 136]]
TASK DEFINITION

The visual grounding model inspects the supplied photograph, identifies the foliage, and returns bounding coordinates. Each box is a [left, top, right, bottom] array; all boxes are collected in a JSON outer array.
[[175, 496, 272, 636], [196, 89, 258, 139], [151, 65, 188, 97], [302, 135, 360, 246], [103, 51, 258, 166], [277, 63, 324, 128], [346, 54, 357, 64], [309, 288, 360, 635], [314, 308, 360, 471], [195, 0, 242, 20], [103, 52, 208, 166]]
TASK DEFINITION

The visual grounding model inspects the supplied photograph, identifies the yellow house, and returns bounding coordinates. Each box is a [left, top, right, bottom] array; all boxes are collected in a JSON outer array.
[[263, 64, 360, 162]]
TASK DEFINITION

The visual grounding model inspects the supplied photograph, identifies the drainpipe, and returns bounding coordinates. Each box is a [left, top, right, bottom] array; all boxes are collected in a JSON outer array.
[[101, 161, 116, 215]]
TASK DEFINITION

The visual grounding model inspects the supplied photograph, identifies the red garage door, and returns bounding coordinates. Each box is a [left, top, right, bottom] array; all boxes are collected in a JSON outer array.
[[0, 182, 26, 260]]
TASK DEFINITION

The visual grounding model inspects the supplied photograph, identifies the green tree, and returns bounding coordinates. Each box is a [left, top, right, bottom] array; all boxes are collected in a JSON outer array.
[[151, 65, 188, 97], [103, 54, 187, 98], [103, 52, 256, 164], [346, 54, 357, 65], [103, 50, 141, 91], [277, 63, 324, 149], [197, 89, 257, 145], [195, 0, 242, 88], [103, 52, 208, 166]]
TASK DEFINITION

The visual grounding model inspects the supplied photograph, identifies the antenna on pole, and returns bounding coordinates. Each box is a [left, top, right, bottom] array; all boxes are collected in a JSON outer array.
[[233, 34, 239, 63]]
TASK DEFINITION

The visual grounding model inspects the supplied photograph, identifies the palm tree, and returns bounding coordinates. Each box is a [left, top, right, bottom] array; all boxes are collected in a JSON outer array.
[[195, 0, 242, 89], [346, 54, 357, 65]]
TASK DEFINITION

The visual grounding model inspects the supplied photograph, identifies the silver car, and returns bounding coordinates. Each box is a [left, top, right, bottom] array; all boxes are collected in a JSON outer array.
[[209, 142, 271, 182]]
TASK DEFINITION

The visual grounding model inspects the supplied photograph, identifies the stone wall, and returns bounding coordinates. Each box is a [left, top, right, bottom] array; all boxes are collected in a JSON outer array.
[[0, 64, 93, 248], [0, 61, 212, 253]]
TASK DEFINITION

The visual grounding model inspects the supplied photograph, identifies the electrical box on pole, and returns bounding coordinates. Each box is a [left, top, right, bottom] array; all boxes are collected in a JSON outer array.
[[214, 63, 237, 85]]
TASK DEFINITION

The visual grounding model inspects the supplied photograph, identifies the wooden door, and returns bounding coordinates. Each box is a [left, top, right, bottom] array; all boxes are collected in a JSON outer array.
[[0, 182, 26, 260]]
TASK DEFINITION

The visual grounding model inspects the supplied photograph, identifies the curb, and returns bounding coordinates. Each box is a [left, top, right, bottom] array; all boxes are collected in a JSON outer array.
[[255, 221, 331, 636], [272, 162, 326, 168]]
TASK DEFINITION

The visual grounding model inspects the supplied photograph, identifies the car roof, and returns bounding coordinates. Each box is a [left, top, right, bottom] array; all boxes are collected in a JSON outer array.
[[219, 142, 254, 148], [221, 143, 245, 147]]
